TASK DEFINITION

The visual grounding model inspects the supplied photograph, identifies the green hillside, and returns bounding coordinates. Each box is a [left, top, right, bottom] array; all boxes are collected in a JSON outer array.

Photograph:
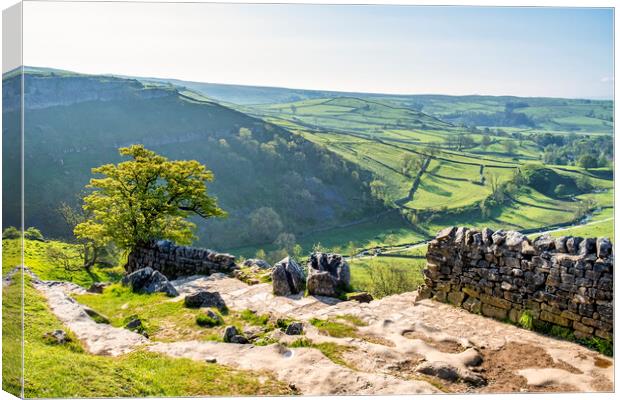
[[3, 68, 613, 259], [3, 71, 382, 250], [150, 78, 613, 134]]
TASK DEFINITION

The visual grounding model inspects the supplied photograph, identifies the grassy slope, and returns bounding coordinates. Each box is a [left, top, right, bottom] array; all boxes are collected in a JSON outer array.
[[3, 238, 124, 287], [243, 96, 613, 249], [1, 250, 293, 397]]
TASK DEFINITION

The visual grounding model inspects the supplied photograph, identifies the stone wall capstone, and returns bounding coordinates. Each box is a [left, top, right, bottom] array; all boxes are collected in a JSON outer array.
[[126, 240, 237, 279], [422, 227, 613, 341]]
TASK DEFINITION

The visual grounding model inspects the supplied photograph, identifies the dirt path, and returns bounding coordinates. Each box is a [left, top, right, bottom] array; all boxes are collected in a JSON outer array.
[[34, 273, 613, 394], [34, 280, 149, 356]]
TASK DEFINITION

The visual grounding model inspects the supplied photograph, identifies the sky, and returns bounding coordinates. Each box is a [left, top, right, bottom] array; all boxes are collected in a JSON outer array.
[[23, 2, 614, 99]]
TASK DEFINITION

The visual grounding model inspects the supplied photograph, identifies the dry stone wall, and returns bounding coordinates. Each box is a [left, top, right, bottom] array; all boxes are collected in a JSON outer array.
[[422, 227, 613, 341], [126, 240, 237, 279]]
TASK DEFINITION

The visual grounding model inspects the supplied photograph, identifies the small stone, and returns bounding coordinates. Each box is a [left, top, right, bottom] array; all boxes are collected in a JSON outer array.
[[346, 292, 373, 303], [125, 318, 143, 331], [223, 326, 238, 342], [43, 329, 70, 344], [285, 322, 304, 335]]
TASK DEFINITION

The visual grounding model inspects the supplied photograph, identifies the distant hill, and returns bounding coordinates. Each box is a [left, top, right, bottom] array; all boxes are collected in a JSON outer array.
[[140, 77, 613, 134], [2, 69, 381, 249]]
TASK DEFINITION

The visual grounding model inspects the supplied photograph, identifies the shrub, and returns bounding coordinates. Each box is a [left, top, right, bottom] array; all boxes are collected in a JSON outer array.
[[518, 310, 534, 330], [24, 227, 44, 241], [2, 226, 20, 240], [554, 184, 569, 197], [196, 314, 221, 328]]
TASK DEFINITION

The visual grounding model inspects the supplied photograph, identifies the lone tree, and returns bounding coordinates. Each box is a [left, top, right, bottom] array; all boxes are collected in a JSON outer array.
[[74, 145, 226, 256]]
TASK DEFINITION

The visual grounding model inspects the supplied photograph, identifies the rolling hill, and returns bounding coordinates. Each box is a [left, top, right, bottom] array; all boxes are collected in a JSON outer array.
[[2, 69, 382, 250]]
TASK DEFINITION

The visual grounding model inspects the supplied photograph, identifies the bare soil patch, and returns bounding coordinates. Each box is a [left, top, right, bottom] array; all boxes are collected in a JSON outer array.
[[479, 342, 581, 393]]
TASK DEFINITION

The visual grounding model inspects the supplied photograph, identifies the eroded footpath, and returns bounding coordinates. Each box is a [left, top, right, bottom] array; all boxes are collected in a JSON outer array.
[[35, 272, 614, 395]]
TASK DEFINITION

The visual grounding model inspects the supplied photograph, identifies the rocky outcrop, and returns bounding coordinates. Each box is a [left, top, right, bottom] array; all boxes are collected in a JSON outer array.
[[184, 290, 227, 310], [122, 267, 179, 297], [126, 240, 237, 279], [271, 257, 305, 296], [423, 227, 613, 341], [306, 253, 350, 297]]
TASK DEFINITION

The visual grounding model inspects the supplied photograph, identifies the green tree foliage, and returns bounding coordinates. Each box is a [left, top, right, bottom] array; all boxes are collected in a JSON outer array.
[[250, 207, 283, 243], [400, 154, 423, 177], [74, 145, 226, 253], [24, 227, 44, 242], [578, 154, 599, 170], [369, 180, 388, 203], [554, 184, 569, 197], [274, 232, 296, 254], [2, 226, 20, 240]]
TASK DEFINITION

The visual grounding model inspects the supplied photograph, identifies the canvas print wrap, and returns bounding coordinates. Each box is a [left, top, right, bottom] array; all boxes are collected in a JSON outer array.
[[2, 2, 614, 398]]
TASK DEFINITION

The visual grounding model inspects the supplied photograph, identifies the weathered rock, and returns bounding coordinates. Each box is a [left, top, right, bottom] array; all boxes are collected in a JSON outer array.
[[566, 237, 583, 255], [87, 282, 110, 294], [597, 237, 613, 258], [307, 271, 338, 297], [285, 322, 304, 335], [272, 257, 305, 296], [223, 326, 238, 342], [243, 259, 272, 269], [223, 326, 249, 344], [533, 234, 555, 252], [43, 329, 71, 344], [505, 231, 526, 249], [184, 290, 227, 310], [435, 227, 456, 241], [306, 253, 350, 297], [122, 267, 179, 297], [578, 238, 596, 255], [346, 292, 373, 303], [230, 335, 250, 344], [554, 236, 568, 253]]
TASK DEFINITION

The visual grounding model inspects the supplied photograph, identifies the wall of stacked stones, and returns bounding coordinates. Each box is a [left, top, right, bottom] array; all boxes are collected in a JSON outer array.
[[423, 226, 613, 341], [126, 240, 237, 279]]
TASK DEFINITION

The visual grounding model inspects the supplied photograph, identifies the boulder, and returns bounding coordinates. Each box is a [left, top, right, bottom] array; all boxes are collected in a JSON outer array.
[[243, 259, 272, 269], [122, 267, 178, 297], [271, 257, 305, 296], [184, 290, 227, 310], [306, 253, 350, 297], [285, 322, 304, 335]]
